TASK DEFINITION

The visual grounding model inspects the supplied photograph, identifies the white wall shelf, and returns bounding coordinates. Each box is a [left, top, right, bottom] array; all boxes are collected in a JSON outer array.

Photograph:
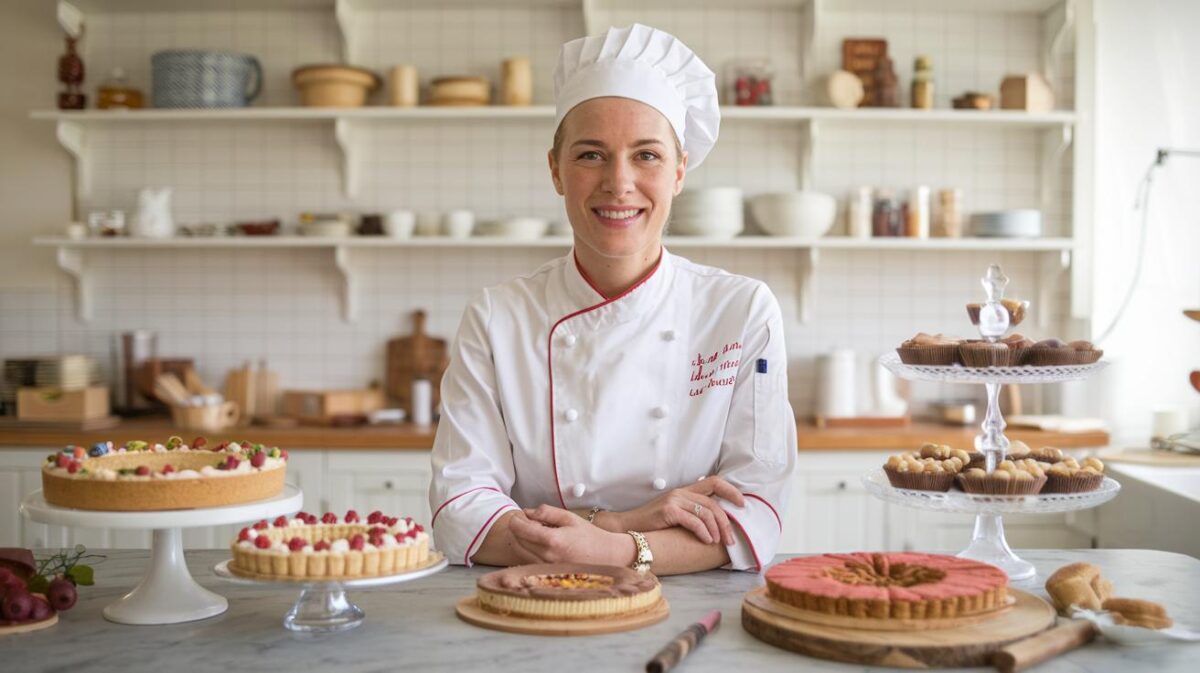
[[30, 106, 1078, 199], [34, 236, 1075, 325]]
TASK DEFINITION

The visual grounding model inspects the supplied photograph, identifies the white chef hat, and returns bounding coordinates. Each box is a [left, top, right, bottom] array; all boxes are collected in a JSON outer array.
[[553, 23, 720, 170]]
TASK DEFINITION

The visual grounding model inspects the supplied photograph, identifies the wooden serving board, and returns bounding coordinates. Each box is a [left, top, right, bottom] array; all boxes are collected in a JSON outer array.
[[0, 611, 58, 636], [385, 310, 448, 412], [1099, 448, 1200, 467], [742, 588, 1054, 669], [455, 596, 669, 636], [744, 587, 1013, 632]]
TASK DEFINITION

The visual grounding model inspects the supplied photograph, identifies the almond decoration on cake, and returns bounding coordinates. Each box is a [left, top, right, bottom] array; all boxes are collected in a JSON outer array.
[[765, 552, 1008, 620], [474, 563, 661, 620], [41, 437, 287, 511], [229, 509, 431, 580], [957, 459, 1047, 495], [883, 444, 972, 492]]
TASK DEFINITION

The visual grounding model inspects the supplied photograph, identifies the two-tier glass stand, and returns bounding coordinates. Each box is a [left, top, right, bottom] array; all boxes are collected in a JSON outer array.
[[866, 266, 1119, 582]]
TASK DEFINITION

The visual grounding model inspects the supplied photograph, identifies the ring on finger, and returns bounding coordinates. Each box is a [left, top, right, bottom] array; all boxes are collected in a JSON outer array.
[[693, 503, 704, 516]]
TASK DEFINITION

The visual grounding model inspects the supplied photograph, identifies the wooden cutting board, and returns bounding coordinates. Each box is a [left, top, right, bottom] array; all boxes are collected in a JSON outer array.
[[741, 587, 1055, 669], [386, 310, 448, 413], [1098, 447, 1200, 467]]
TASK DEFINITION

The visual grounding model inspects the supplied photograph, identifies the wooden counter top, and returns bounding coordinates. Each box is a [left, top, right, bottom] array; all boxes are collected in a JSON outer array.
[[0, 417, 1109, 451]]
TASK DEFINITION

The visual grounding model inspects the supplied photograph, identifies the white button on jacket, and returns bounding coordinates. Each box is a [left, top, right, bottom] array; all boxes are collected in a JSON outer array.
[[428, 249, 797, 570]]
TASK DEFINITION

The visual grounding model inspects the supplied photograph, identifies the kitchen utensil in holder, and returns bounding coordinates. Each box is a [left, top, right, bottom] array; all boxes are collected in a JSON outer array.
[[871, 265, 1118, 582]]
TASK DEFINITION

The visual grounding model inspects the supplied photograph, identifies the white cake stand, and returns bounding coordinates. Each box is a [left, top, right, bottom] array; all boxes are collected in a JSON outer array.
[[20, 484, 302, 625], [212, 554, 447, 634], [870, 265, 1119, 582]]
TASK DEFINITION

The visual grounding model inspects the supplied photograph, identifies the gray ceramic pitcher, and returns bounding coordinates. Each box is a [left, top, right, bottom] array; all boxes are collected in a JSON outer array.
[[152, 50, 262, 108]]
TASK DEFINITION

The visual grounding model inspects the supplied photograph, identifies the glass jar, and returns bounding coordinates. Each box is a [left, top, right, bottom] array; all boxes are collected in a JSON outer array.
[[97, 67, 145, 109]]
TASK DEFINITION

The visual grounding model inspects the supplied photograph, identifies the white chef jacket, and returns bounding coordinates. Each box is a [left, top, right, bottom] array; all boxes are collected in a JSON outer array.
[[428, 248, 797, 571]]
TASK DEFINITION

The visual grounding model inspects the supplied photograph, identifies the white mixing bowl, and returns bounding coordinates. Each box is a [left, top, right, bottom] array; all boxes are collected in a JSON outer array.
[[748, 191, 837, 238]]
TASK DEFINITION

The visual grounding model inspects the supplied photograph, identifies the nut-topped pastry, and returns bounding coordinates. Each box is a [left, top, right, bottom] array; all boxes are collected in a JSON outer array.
[[1043, 457, 1105, 493], [1026, 338, 1104, 366], [475, 563, 661, 620], [1008, 445, 1066, 464], [897, 333, 962, 366], [957, 459, 1047, 495], [959, 340, 1013, 367], [883, 445, 971, 492]]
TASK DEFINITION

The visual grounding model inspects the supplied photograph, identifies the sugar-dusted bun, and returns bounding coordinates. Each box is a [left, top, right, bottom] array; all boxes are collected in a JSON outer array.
[[1102, 597, 1173, 629], [1045, 562, 1113, 615]]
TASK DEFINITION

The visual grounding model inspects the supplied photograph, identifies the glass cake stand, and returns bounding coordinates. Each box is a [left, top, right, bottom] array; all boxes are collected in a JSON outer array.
[[20, 484, 303, 624], [213, 554, 447, 634], [869, 265, 1119, 582]]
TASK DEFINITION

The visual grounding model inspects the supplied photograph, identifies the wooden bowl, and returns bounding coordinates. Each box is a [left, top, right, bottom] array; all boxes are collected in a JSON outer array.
[[170, 401, 240, 432], [292, 64, 380, 107], [429, 76, 490, 106]]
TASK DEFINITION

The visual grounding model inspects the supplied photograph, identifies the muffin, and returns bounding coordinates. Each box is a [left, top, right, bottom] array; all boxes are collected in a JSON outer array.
[[897, 333, 962, 366], [1043, 457, 1105, 493], [1000, 333, 1036, 366], [1028, 338, 1104, 366], [959, 340, 1014, 367], [956, 459, 1047, 495], [966, 298, 1028, 328], [883, 450, 968, 491], [1005, 439, 1031, 461]]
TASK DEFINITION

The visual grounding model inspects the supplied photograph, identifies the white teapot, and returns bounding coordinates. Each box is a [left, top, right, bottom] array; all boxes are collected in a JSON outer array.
[[130, 187, 175, 238]]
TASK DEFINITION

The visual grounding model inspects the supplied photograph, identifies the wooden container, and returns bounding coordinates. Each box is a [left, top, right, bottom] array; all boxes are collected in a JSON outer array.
[[500, 57, 532, 106], [282, 389, 385, 425], [388, 64, 419, 107], [170, 401, 240, 432], [1000, 73, 1054, 112], [429, 76, 489, 106], [292, 64, 381, 107], [18, 385, 109, 421]]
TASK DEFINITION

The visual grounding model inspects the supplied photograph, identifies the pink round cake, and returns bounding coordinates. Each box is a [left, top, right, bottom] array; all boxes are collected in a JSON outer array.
[[765, 552, 1008, 620]]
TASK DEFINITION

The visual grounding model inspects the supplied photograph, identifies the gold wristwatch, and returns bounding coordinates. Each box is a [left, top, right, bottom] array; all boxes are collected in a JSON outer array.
[[627, 530, 653, 573]]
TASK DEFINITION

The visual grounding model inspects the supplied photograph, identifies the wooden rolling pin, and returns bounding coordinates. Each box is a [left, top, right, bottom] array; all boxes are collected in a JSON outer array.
[[992, 620, 1097, 673]]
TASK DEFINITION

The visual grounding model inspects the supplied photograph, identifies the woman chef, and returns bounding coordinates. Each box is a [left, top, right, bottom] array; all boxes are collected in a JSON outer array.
[[429, 24, 796, 575]]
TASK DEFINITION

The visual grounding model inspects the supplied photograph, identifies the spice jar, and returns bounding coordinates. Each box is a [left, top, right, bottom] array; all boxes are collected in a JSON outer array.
[[911, 56, 934, 109], [906, 185, 931, 237], [847, 186, 873, 238], [873, 191, 902, 237]]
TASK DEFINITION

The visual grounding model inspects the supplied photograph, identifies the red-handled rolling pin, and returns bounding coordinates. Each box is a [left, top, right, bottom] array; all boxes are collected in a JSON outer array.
[[645, 609, 721, 673]]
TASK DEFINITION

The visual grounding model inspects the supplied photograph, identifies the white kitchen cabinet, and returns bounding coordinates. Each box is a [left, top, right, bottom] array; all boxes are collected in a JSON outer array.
[[323, 451, 434, 526], [781, 452, 892, 554]]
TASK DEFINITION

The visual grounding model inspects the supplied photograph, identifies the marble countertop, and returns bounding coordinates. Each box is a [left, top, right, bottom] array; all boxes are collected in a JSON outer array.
[[3, 549, 1197, 672]]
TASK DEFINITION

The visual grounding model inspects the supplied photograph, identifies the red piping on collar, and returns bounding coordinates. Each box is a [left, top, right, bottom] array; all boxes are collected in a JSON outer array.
[[725, 510, 762, 572], [547, 250, 664, 508], [464, 503, 518, 567], [744, 493, 782, 531], [431, 486, 504, 528]]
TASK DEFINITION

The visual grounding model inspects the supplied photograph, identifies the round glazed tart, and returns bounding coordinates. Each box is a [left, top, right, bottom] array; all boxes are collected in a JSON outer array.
[[229, 510, 430, 580], [41, 438, 287, 511], [476, 563, 661, 620], [765, 552, 1008, 620]]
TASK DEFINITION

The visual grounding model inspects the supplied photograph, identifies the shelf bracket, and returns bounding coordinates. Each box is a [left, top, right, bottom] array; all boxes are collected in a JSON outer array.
[[801, 119, 819, 191], [333, 245, 358, 323], [333, 117, 360, 200], [801, 0, 822, 85], [56, 120, 89, 201], [797, 247, 818, 324], [1039, 124, 1072, 222], [334, 0, 359, 65], [56, 246, 90, 322], [581, 0, 600, 40], [1041, 0, 1075, 86], [1034, 249, 1072, 330]]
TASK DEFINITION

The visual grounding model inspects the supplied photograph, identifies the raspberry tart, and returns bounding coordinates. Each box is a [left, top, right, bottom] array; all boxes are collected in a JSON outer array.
[[765, 552, 1008, 620], [475, 563, 661, 620], [229, 510, 432, 580], [41, 437, 287, 511]]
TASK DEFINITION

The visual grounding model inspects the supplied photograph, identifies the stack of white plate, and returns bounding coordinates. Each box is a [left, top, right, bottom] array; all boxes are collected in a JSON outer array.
[[669, 187, 744, 239]]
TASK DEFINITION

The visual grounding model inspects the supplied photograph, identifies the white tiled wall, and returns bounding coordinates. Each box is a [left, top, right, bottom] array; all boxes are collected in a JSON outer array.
[[3, 1, 1077, 418]]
